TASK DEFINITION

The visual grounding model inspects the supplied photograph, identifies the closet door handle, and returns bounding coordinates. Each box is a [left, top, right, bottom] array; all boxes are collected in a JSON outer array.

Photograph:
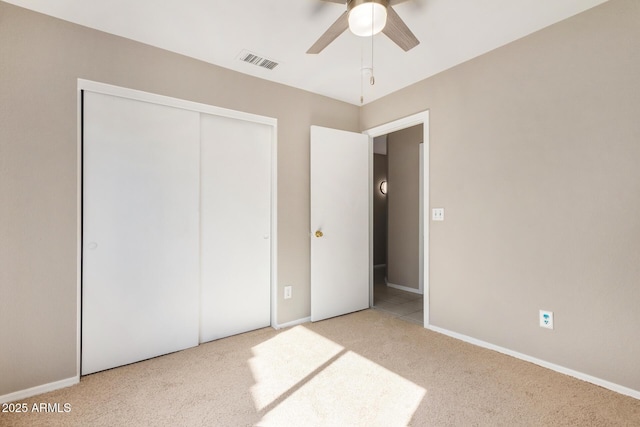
[[315, 230, 324, 238]]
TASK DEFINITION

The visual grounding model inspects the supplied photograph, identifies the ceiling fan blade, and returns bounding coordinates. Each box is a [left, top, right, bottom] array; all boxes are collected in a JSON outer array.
[[390, 0, 426, 11], [382, 6, 420, 51], [310, 0, 345, 18], [307, 11, 349, 54], [310, 0, 345, 17]]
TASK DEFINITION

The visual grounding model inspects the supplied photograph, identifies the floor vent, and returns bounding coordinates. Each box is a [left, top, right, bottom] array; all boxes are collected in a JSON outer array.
[[238, 50, 279, 70]]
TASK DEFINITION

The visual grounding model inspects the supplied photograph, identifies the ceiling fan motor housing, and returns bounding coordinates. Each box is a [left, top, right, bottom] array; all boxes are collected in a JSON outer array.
[[348, 0, 389, 37]]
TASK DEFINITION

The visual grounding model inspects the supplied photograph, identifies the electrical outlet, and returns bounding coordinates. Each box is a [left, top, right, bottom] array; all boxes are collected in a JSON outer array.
[[432, 208, 444, 221], [539, 310, 553, 329], [284, 286, 292, 300]]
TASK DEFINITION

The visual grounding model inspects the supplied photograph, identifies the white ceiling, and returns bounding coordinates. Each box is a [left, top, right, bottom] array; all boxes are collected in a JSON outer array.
[[5, 0, 609, 105]]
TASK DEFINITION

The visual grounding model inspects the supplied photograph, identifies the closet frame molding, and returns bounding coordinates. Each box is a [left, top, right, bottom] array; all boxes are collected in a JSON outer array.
[[75, 79, 278, 379]]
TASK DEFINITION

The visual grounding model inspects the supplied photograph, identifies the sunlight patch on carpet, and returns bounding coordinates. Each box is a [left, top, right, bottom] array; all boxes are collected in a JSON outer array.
[[249, 325, 344, 411], [250, 326, 426, 426]]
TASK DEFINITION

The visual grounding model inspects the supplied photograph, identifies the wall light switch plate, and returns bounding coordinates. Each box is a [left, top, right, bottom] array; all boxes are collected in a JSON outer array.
[[539, 310, 553, 329], [284, 286, 292, 300], [432, 208, 444, 221]]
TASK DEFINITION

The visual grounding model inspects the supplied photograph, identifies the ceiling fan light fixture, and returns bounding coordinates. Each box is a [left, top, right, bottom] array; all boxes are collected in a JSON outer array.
[[348, 0, 388, 37]]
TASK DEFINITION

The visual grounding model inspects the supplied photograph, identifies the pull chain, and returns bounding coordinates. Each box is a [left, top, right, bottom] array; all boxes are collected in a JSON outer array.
[[360, 37, 364, 104], [370, 3, 375, 86], [360, 3, 378, 103]]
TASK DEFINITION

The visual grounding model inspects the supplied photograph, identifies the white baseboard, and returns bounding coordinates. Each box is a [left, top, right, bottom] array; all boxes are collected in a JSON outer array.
[[428, 325, 640, 400], [386, 280, 423, 295], [0, 376, 79, 404], [273, 316, 311, 330]]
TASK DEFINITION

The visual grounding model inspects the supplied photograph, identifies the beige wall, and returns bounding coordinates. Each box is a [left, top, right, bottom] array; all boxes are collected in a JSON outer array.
[[0, 2, 359, 396], [373, 154, 387, 266], [386, 125, 423, 290], [361, 0, 640, 392]]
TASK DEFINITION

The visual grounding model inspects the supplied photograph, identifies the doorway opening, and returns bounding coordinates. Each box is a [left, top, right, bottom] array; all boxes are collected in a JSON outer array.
[[372, 128, 423, 324], [364, 111, 429, 327]]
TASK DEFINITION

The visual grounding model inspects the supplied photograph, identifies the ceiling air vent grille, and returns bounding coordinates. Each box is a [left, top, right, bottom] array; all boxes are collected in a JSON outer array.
[[238, 50, 279, 70]]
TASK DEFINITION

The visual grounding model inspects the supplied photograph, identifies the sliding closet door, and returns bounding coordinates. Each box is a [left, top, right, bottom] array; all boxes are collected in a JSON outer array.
[[200, 114, 272, 342], [82, 92, 200, 375]]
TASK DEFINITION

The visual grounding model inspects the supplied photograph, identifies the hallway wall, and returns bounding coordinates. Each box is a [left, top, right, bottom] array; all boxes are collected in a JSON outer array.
[[373, 153, 388, 266], [387, 125, 423, 291]]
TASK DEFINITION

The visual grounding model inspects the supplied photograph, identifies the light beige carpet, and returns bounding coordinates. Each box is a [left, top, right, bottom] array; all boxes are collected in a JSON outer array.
[[1, 309, 639, 426]]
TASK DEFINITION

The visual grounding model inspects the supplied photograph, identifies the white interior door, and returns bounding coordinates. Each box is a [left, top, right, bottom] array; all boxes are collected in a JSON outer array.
[[199, 114, 272, 342], [82, 92, 200, 375], [310, 126, 370, 322]]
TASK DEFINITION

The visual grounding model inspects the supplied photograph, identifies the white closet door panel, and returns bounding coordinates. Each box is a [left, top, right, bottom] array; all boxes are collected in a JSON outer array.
[[82, 92, 200, 375], [200, 114, 271, 342]]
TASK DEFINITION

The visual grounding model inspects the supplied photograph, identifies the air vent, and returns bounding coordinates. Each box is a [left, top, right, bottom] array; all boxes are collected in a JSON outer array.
[[238, 50, 279, 70]]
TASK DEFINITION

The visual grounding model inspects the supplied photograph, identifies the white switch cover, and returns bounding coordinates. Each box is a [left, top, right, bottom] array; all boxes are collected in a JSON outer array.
[[432, 208, 444, 221], [539, 310, 553, 329], [284, 286, 292, 300]]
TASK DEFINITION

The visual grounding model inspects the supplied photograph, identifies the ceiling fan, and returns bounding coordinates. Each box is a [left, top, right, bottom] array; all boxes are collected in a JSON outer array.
[[307, 0, 420, 54]]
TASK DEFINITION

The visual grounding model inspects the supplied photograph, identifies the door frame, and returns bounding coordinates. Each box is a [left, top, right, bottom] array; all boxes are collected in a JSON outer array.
[[363, 111, 430, 327], [75, 79, 278, 379]]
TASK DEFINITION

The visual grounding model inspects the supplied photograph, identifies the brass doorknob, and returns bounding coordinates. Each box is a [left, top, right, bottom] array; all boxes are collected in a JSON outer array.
[[315, 230, 324, 238]]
